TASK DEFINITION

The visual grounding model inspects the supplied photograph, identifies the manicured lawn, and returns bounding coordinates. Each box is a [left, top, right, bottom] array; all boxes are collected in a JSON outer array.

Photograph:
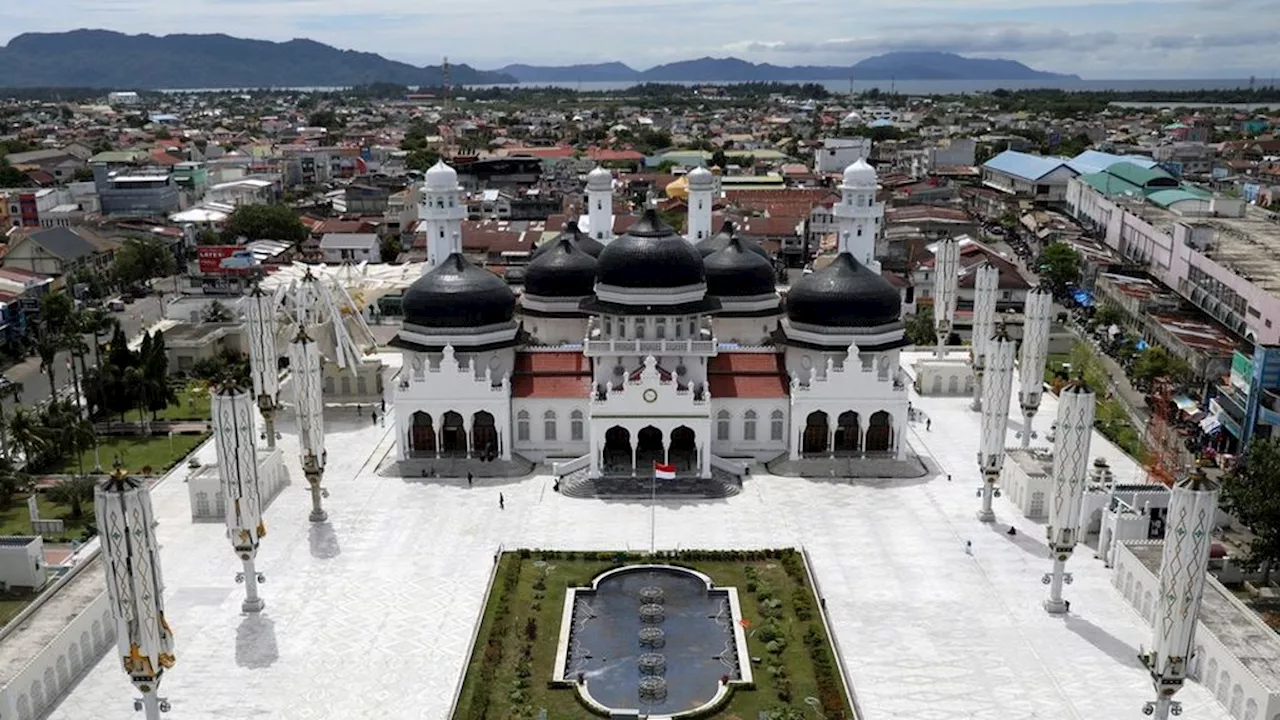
[[49, 433, 209, 476], [454, 549, 853, 720], [0, 494, 93, 541], [0, 594, 38, 628], [153, 383, 213, 421]]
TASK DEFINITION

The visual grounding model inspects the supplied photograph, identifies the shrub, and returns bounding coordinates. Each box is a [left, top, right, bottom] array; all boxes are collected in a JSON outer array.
[[524, 617, 538, 641]]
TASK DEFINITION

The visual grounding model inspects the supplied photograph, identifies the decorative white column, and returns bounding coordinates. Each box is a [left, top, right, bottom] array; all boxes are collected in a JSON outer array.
[[970, 263, 1000, 411], [933, 237, 959, 358], [96, 468, 176, 720], [1042, 380, 1095, 613], [212, 386, 267, 613], [977, 327, 1015, 522], [586, 166, 614, 244], [246, 283, 280, 450], [685, 166, 715, 243], [1142, 467, 1220, 720], [1019, 287, 1053, 448], [290, 329, 328, 522]]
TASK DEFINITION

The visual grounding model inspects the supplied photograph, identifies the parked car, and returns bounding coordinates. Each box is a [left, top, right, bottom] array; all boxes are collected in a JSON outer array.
[[107, 298, 126, 312]]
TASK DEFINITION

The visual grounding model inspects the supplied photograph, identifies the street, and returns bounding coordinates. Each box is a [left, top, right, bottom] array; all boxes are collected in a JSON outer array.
[[2, 294, 164, 409]]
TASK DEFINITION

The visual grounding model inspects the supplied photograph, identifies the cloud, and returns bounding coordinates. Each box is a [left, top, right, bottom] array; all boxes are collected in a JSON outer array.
[[729, 25, 1121, 56]]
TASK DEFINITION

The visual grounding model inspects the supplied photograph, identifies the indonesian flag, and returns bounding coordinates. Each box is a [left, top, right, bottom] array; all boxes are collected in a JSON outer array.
[[654, 462, 676, 480]]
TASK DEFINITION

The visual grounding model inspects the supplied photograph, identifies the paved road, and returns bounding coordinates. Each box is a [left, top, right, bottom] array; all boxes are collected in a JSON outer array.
[[2, 294, 163, 409]]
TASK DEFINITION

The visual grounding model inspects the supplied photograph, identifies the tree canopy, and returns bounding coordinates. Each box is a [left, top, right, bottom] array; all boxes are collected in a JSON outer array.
[[112, 236, 177, 289], [1221, 438, 1280, 582], [221, 204, 309, 245], [1037, 242, 1082, 293], [905, 305, 937, 346]]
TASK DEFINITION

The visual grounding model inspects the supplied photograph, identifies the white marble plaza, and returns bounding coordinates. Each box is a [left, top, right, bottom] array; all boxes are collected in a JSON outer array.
[[45, 354, 1234, 720]]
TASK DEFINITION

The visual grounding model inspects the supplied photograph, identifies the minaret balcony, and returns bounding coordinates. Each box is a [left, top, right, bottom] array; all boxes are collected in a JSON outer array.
[[832, 204, 883, 220], [584, 338, 718, 357]]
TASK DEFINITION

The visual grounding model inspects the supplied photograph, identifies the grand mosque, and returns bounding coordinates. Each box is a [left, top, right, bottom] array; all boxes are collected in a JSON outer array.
[[389, 159, 910, 477]]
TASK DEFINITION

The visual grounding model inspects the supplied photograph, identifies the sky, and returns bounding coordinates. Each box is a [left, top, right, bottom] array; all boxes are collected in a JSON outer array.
[[1, 0, 1278, 79]]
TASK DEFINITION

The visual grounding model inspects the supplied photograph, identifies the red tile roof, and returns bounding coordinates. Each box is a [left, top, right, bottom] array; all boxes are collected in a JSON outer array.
[[511, 351, 593, 398], [588, 149, 646, 162], [707, 353, 789, 398]]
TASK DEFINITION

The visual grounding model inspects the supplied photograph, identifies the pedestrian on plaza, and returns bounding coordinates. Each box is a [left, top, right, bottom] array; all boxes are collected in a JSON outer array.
[[1007, 526, 1017, 536], [499, 493, 505, 510], [371, 410, 378, 425], [947, 474, 952, 482], [926, 418, 932, 431], [381, 398, 386, 412], [964, 540, 972, 555], [467, 472, 473, 487]]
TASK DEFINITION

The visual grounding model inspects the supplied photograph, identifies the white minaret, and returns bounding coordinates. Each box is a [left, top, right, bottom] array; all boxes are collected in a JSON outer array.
[[585, 166, 614, 244], [1143, 467, 1220, 720], [1043, 380, 1095, 613], [932, 237, 960, 358], [212, 385, 267, 613], [96, 468, 176, 720], [245, 283, 279, 449], [978, 326, 1015, 522], [419, 159, 463, 271], [833, 158, 883, 271], [685, 165, 715, 243], [970, 262, 1000, 411], [1018, 287, 1054, 448], [290, 328, 328, 522]]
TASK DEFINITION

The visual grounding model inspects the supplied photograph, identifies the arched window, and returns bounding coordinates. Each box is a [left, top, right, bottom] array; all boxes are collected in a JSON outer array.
[[517, 410, 530, 442], [544, 410, 557, 441], [655, 317, 666, 339], [716, 410, 731, 441], [570, 410, 584, 441], [743, 410, 757, 441], [771, 410, 785, 441]]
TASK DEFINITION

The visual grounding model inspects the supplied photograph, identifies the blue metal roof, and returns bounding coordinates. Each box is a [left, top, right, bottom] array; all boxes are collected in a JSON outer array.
[[982, 150, 1070, 181], [1067, 150, 1159, 175]]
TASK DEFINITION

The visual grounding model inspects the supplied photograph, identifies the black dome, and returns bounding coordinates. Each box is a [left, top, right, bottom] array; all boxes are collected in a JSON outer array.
[[531, 220, 603, 260], [696, 220, 770, 260], [402, 253, 516, 328], [596, 209, 705, 289], [524, 235, 598, 297], [786, 253, 901, 327], [705, 236, 776, 297]]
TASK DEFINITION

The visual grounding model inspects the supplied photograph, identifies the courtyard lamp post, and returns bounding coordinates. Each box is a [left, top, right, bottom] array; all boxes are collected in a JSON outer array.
[[977, 325, 1015, 522], [212, 382, 268, 612], [1042, 379, 1094, 613]]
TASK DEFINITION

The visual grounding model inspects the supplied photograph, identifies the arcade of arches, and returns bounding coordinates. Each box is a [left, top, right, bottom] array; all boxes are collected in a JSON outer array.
[[800, 409, 896, 456], [601, 425, 698, 475], [409, 410, 502, 459]]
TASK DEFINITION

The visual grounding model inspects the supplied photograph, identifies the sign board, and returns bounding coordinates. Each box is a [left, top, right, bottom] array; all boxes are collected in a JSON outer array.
[[1230, 351, 1254, 394], [197, 245, 256, 275]]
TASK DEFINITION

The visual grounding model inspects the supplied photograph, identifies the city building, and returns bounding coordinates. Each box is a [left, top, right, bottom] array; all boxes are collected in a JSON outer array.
[[391, 160, 910, 473], [319, 233, 379, 264], [1, 227, 118, 285], [814, 138, 872, 176]]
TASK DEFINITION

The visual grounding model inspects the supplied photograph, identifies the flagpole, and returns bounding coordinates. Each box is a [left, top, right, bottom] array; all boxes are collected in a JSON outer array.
[[650, 463, 656, 555]]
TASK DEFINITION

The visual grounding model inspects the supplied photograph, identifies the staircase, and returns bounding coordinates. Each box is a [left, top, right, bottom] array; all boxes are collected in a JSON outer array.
[[381, 454, 535, 479], [558, 467, 742, 499]]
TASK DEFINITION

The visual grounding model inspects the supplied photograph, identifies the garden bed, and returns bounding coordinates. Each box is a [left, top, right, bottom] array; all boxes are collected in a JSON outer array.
[[48, 432, 209, 476], [453, 549, 853, 720]]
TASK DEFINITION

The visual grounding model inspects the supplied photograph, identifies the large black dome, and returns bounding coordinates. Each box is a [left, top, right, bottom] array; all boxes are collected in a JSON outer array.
[[524, 234, 597, 297], [532, 220, 604, 260], [696, 220, 770, 260], [402, 253, 516, 328], [705, 236, 777, 297], [596, 209, 706, 289], [786, 253, 901, 327]]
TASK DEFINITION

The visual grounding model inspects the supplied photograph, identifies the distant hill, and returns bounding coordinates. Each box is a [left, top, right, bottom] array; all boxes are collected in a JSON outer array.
[[497, 51, 1077, 83], [0, 30, 515, 89]]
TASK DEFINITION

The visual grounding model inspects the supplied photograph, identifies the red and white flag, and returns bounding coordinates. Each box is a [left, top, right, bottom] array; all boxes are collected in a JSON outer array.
[[653, 462, 676, 480]]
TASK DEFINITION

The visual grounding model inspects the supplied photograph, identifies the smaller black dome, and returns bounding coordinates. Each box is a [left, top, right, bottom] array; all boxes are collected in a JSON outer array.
[[786, 253, 901, 328], [402, 253, 516, 328], [524, 235, 598, 297], [596, 209, 706, 289], [696, 220, 770, 261], [532, 220, 604, 260], [705, 236, 777, 297]]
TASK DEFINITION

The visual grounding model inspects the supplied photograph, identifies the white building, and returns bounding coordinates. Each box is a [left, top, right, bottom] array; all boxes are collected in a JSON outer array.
[[814, 138, 872, 176], [390, 159, 910, 475], [319, 233, 379, 264]]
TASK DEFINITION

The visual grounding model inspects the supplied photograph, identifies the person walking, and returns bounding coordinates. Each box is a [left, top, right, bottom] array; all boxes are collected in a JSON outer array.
[[467, 472, 473, 487], [371, 410, 378, 425], [926, 418, 932, 432], [499, 493, 505, 510]]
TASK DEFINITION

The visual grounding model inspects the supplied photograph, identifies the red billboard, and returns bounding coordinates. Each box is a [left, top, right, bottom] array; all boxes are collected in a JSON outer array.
[[197, 245, 256, 275]]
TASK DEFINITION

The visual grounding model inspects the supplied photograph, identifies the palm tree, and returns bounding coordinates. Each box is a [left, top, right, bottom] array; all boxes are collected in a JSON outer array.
[[0, 377, 22, 460], [8, 407, 48, 469], [47, 475, 96, 520], [35, 329, 61, 401], [124, 366, 150, 435], [0, 455, 29, 511], [80, 309, 118, 371], [61, 334, 89, 419]]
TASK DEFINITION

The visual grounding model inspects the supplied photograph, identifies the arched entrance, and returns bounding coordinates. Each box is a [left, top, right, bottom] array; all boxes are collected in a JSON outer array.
[[636, 426, 664, 472], [441, 411, 466, 456], [603, 427, 632, 473], [410, 411, 435, 456], [866, 411, 892, 453], [803, 411, 829, 455], [669, 426, 696, 472], [834, 411, 860, 455], [472, 411, 497, 459]]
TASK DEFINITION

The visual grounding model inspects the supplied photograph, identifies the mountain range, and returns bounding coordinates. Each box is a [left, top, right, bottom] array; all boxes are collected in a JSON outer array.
[[498, 53, 1079, 83], [0, 31, 1079, 89]]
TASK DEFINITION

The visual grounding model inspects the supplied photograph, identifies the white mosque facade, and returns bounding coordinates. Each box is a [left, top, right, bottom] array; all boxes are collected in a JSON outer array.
[[391, 160, 910, 478]]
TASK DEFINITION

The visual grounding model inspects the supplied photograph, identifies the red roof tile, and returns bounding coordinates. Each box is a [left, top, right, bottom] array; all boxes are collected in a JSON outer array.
[[515, 352, 590, 374], [707, 353, 789, 398], [511, 351, 593, 398]]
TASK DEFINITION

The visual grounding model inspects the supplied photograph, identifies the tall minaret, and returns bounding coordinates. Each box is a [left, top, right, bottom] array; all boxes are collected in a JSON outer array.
[[585, 166, 614, 244], [978, 325, 1015, 522], [1019, 287, 1054, 447], [1043, 380, 1095, 613], [833, 158, 883, 271], [932, 237, 960, 358], [1143, 467, 1220, 720], [686, 165, 715, 243], [970, 262, 1000, 411], [419, 159, 463, 271]]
